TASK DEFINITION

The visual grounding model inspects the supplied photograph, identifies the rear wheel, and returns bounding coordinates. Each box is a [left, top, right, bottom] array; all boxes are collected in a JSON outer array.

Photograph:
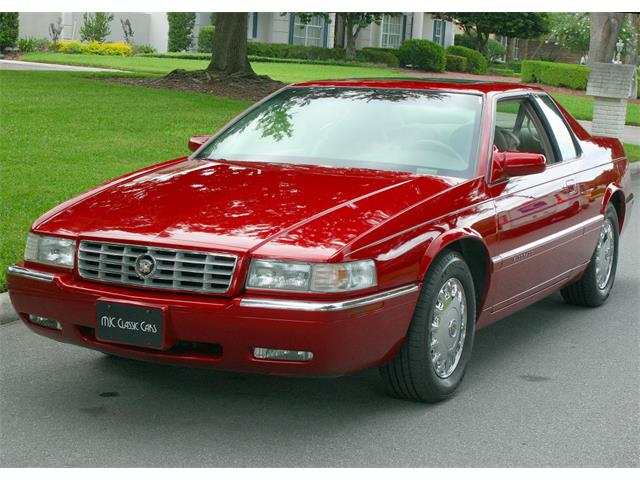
[[380, 250, 476, 403], [561, 204, 619, 307]]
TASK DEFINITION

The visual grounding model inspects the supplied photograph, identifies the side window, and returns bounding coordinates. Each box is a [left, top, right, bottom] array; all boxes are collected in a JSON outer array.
[[535, 96, 579, 161], [494, 98, 553, 160]]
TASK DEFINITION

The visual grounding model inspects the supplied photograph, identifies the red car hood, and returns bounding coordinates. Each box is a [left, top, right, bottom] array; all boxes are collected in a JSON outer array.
[[34, 159, 458, 260]]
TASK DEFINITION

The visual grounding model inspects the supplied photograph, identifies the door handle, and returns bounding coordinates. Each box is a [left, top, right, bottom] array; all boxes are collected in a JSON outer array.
[[562, 180, 577, 195]]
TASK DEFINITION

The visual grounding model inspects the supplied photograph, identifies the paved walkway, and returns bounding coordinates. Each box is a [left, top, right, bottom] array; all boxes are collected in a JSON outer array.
[[578, 120, 639, 144], [0, 59, 122, 72]]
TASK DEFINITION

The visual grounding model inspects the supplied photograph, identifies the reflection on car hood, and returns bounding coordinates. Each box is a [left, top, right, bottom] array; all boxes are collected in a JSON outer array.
[[34, 159, 459, 259]]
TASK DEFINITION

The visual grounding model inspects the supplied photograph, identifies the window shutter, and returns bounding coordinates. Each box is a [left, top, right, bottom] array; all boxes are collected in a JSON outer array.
[[288, 14, 295, 44]]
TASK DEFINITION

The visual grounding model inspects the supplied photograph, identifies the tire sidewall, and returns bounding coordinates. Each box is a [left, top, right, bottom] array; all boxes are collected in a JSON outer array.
[[418, 252, 476, 396]]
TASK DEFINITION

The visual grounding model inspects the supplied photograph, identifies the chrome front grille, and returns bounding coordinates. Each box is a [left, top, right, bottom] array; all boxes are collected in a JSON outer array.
[[77, 241, 237, 294]]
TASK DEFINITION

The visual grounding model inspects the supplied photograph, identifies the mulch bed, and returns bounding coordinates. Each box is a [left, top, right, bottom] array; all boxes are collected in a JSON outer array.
[[99, 69, 286, 102]]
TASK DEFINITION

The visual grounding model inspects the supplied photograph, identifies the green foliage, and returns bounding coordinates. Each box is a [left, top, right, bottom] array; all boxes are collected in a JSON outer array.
[[246, 41, 347, 61], [398, 39, 445, 72], [167, 12, 196, 52], [505, 60, 522, 73], [357, 48, 399, 67], [80, 13, 114, 42], [454, 33, 476, 50], [54, 40, 132, 56], [521, 60, 590, 90], [446, 45, 488, 74], [197, 26, 215, 53], [17, 37, 51, 53], [547, 13, 590, 54], [487, 67, 518, 77], [131, 44, 156, 55], [443, 13, 548, 53], [0, 12, 19, 50], [445, 54, 467, 72], [486, 38, 507, 62]]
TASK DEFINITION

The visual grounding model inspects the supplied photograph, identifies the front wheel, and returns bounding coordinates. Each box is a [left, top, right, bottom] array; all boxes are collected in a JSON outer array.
[[380, 250, 476, 403], [561, 204, 619, 307]]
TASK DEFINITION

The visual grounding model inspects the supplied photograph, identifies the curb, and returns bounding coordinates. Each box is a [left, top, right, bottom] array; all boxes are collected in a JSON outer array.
[[630, 162, 640, 176], [0, 292, 19, 325]]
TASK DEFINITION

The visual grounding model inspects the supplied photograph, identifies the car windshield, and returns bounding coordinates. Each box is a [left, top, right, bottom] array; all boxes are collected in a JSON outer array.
[[197, 87, 484, 178]]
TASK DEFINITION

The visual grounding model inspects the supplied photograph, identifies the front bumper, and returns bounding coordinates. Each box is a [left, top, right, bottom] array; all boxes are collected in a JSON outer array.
[[7, 264, 420, 376]]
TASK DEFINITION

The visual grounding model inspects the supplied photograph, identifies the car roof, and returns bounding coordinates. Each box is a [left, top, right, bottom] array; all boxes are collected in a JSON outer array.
[[291, 77, 544, 95]]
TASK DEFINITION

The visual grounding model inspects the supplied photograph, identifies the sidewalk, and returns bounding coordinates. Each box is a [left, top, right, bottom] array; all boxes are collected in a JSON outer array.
[[0, 59, 122, 72]]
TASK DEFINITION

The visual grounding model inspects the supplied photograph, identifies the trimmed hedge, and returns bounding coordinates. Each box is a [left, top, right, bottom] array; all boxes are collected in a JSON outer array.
[[357, 47, 399, 67], [0, 12, 19, 50], [54, 40, 132, 56], [521, 61, 590, 90], [246, 41, 347, 61], [445, 54, 467, 72], [445, 45, 487, 74], [197, 26, 215, 53], [398, 39, 445, 72]]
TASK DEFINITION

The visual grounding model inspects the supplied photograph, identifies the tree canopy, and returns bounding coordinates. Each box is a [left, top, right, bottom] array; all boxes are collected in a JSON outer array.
[[443, 13, 549, 53]]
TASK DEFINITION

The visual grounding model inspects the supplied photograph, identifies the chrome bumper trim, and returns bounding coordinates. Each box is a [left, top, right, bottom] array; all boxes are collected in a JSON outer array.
[[240, 284, 420, 312], [6, 265, 56, 283]]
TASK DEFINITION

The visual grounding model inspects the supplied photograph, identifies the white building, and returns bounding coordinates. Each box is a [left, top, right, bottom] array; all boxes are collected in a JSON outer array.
[[18, 12, 454, 53]]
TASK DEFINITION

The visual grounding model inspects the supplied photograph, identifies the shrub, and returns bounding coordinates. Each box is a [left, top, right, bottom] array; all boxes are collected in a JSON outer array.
[[445, 54, 467, 72], [454, 33, 476, 50], [246, 41, 347, 62], [86, 40, 132, 56], [486, 38, 506, 62], [131, 44, 156, 55], [521, 61, 590, 90], [446, 45, 487, 74], [17, 37, 51, 53], [357, 47, 399, 67], [56, 40, 85, 54], [197, 25, 215, 53], [505, 61, 521, 73], [398, 39, 445, 72], [0, 12, 19, 50], [80, 12, 114, 42], [167, 12, 196, 52]]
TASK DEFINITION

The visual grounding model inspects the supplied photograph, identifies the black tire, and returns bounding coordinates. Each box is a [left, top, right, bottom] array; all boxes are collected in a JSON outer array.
[[380, 250, 476, 403], [561, 204, 619, 307]]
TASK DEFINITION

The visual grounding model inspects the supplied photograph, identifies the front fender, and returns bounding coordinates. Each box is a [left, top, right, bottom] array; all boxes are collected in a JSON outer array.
[[418, 228, 489, 279]]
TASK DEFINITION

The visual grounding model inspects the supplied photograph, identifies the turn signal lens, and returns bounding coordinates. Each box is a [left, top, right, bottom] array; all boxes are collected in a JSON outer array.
[[253, 348, 314, 362]]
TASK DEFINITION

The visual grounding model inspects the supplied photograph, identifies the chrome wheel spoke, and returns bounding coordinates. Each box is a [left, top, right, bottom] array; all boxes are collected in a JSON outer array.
[[428, 277, 467, 379], [594, 219, 615, 290]]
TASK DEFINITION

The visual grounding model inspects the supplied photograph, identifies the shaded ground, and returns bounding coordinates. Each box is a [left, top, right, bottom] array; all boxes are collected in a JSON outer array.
[[103, 69, 286, 101]]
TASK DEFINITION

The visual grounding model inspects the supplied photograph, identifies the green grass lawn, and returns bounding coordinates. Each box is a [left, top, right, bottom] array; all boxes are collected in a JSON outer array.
[[21, 52, 402, 83], [0, 71, 251, 290], [553, 94, 640, 127]]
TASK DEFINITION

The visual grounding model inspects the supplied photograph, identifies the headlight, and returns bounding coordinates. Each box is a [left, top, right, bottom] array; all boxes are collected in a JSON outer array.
[[247, 259, 376, 292], [25, 233, 76, 268]]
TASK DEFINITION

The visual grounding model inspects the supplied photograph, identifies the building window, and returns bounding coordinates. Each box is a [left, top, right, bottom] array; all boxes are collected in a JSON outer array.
[[433, 19, 443, 45], [381, 14, 402, 49], [513, 38, 520, 61], [292, 14, 324, 47]]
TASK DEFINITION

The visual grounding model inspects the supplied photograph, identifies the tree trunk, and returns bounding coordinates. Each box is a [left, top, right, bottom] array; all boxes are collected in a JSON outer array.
[[334, 14, 345, 49], [344, 17, 357, 60], [207, 12, 255, 76], [589, 13, 625, 64], [506, 37, 515, 62]]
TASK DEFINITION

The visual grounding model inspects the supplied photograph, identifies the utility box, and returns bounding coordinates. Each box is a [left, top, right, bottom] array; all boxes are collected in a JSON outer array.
[[587, 63, 637, 140]]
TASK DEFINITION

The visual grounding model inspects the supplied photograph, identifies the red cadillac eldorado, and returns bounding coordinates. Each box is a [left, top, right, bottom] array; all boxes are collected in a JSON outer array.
[[7, 79, 634, 402]]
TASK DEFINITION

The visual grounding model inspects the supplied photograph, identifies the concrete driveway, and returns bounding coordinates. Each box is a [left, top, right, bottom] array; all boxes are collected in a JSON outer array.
[[0, 178, 638, 467], [0, 59, 121, 72]]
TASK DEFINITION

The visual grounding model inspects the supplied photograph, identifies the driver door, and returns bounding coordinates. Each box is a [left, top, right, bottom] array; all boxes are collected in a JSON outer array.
[[485, 96, 583, 316]]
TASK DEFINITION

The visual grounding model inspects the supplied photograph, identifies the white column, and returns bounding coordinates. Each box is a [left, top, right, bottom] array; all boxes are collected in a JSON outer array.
[[411, 12, 424, 39]]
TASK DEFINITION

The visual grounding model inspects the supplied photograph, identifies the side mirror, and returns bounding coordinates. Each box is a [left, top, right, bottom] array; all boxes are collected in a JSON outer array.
[[188, 135, 212, 153], [493, 150, 547, 179]]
